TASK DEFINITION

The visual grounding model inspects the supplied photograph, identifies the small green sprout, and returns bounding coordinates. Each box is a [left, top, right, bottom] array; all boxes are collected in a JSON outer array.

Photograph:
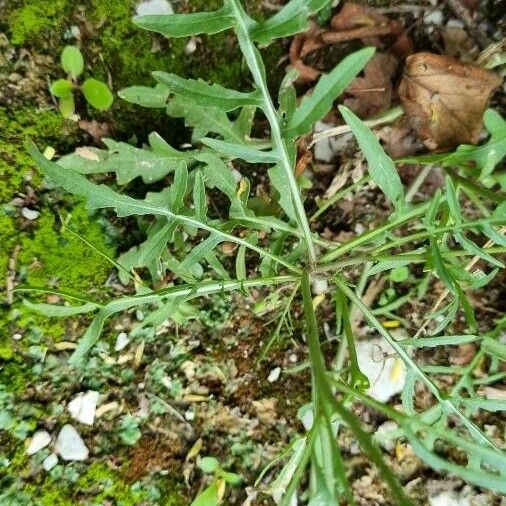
[[191, 456, 242, 505], [50, 45, 114, 120]]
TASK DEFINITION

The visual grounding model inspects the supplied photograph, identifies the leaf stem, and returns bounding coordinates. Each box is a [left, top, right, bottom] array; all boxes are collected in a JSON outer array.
[[229, 0, 317, 266]]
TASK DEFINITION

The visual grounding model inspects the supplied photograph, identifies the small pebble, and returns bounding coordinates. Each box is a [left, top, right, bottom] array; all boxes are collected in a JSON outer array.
[[26, 430, 51, 455], [70, 26, 81, 39], [232, 169, 243, 183], [114, 332, 130, 351], [43, 453, 58, 471], [300, 408, 314, 431], [56, 425, 89, 461], [354, 223, 366, 234], [375, 420, 399, 452], [11, 333, 22, 341], [312, 277, 328, 295], [185, 38, 197, 54], [429, 491, 470, 506], [68, 391, 99, 426], [424, 10, 443, 26], [267, 367, 281, 383], [136, 0, 173, 16], [21, 208, 39, 220]]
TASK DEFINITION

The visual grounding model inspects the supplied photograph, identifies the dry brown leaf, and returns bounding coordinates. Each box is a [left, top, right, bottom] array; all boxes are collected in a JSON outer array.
[[329, 2, 412, 57], [78, 119, 111, 144], [289, 1, 412, 118], [344, 53, 399, 118], [289, 22, 326, 84], [398, 52, 501, 151]]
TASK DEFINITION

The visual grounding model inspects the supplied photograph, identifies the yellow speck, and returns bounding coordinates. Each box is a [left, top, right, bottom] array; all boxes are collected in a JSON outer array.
[[390, 357, 404, 383], [186, 438, 203, 461], [217, 479, 226, 502], [43, 146, 56, 160], [312, 294, 325, 309], [383, 320, 400, 329], [237, 178, 248, 198], [395, 441, 405, 461], [183, 394, 209, 402]]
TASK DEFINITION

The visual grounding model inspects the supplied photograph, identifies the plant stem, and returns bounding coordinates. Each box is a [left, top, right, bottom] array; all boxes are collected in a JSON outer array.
[[229, 0, 317, 266], [321, 200, 433, 262], [405, 164, 433, 202]]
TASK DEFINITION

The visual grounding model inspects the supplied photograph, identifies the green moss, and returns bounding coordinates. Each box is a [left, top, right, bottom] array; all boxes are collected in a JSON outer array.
[[7, 0, 70, 46], [18, 204, 113, 292], [0, 107, 77, 202], [78, 462, 187, 505], [0, 214, 16, 283]]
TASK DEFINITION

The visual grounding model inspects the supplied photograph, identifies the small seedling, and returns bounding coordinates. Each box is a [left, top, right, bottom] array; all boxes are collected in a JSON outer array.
[[50, 45, 114, 120], [192, 456, 242, 506]]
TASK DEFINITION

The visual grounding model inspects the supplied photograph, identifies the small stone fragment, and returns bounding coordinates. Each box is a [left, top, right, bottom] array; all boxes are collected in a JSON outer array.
[[136, 0, 173, 16], [56, 425, 89, 461], [267, 367, 281, 383], [114, 332, 130, 351], [68, 391, 99, 426], [311, 277, 328, 295], [429, 491, 470, 506], [375, 420, 399, 451], [21, 208, 39, 220], [43, 453, 58, 471], [26, 430, 51, 455]]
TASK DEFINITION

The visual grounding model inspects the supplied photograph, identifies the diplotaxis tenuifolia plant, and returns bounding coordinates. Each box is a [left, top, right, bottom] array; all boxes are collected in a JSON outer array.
[[21, 1, 506, 504]]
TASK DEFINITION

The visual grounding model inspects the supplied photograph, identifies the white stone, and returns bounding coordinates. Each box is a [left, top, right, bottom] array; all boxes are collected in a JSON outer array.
[[356, 337, 407, 402], [232, 169, 243, 183], [267, 367, 281, 383], [12, 333, 22, 341], [299, 407, 314, 431], [21, 208, 39, 220], [311, 277, 328, 295], [68, 391, 99, 426], [185, 38, 197, 54], [115, 332, 130, 351], [70, 26, 81, 39], [56, 425, 89, 461], [374, 420, 399, 451], [313, 121, 338, 162], [136, 0, 173, 17], [26, 430, 51, 455], [429, 491, 470, 506], [424, 10, 443, 26], [43, 453, 58, 471]]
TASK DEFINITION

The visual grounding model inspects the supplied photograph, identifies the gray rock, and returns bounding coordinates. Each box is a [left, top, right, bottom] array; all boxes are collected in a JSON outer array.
[[136, 0, 173, 17], [43, 453, 58, 471], [26, 430, 51, 455], [56, 425, 89, 461]]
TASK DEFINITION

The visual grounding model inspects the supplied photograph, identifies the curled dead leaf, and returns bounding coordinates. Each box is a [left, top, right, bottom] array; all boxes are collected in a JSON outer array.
[[289, 2, 412, 116], [289, 22, 326, 84], [399, 52, 501, 151], [344, 53, 399, 118]]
